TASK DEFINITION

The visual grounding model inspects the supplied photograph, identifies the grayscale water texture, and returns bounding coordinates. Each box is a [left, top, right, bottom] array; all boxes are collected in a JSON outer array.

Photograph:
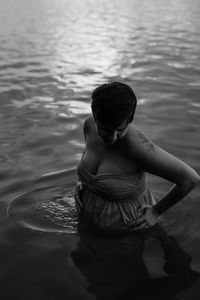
[[0, 0, 200, 299]]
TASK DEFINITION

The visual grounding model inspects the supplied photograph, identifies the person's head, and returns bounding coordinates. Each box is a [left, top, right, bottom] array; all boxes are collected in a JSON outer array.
[[91, 81, 137, 144]]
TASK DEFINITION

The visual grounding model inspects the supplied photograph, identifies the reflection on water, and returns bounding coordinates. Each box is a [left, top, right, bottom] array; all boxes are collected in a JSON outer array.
[[0, 0, 200, 180], [72, 224, 200, 300], [5, 168, 200, 299], [0, 0, 200, 299]]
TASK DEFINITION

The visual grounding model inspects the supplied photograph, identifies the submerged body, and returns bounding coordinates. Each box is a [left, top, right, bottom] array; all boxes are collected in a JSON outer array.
[[73, 82, 200, 299]]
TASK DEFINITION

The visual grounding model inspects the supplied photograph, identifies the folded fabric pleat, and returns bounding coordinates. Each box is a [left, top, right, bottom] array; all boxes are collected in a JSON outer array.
[[75, 159, 156, 231]]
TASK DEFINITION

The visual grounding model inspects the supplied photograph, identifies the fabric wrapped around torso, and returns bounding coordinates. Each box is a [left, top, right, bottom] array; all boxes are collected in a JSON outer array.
[[75, 159, 156, 232]]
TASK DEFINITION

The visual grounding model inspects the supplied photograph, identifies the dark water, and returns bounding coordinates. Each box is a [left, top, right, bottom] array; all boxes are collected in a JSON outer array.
[[0, 0, 200, 299]]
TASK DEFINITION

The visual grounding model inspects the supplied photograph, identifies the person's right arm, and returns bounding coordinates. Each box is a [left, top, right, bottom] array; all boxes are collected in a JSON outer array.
[[83, 115, 94, 142]]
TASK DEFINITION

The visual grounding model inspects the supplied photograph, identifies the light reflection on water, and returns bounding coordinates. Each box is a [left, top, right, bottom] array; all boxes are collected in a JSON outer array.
[[0, 0, 200, 298]]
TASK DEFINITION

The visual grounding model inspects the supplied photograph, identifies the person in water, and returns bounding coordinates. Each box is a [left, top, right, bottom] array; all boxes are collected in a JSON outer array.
[[75, 81, 200, 233]]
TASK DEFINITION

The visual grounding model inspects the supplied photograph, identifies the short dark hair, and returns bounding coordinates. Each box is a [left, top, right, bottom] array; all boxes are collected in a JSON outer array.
[[91, 81, 137, 127]]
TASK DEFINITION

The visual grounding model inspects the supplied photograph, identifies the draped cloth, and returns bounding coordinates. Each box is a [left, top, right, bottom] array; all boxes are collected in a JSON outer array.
[[75, 159, 156, 233]]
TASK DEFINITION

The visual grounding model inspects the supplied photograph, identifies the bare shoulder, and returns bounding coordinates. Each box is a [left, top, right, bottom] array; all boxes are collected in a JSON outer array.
[[83, 114, 94, 130], [127, 125, 155, 153], [127, 124, 199, 184], [83, 114, 95, 139], [127, 124, 174, 165]]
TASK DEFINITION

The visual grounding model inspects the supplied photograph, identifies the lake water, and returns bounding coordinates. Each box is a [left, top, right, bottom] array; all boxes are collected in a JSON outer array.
[[0, 0, 200, 299]]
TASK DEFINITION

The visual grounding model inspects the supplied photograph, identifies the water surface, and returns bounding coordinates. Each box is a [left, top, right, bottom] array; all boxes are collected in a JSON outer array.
[[0, 0, 200, 299]]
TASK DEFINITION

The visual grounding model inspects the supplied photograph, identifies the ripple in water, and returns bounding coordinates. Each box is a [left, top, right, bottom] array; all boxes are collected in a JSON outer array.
[[7, 183, 79, 234]]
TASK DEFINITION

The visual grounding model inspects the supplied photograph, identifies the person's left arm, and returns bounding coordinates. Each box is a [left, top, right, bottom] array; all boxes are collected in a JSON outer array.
[[128, 128, 200, 230]]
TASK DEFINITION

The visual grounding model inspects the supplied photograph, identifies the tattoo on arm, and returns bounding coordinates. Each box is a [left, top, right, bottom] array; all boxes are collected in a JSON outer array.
[[137, 131, 155, 152]]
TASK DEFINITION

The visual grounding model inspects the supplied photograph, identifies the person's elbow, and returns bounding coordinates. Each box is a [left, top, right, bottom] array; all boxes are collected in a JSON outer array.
[[191, 173, 200, 188], [183, 172, 200, 191]]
